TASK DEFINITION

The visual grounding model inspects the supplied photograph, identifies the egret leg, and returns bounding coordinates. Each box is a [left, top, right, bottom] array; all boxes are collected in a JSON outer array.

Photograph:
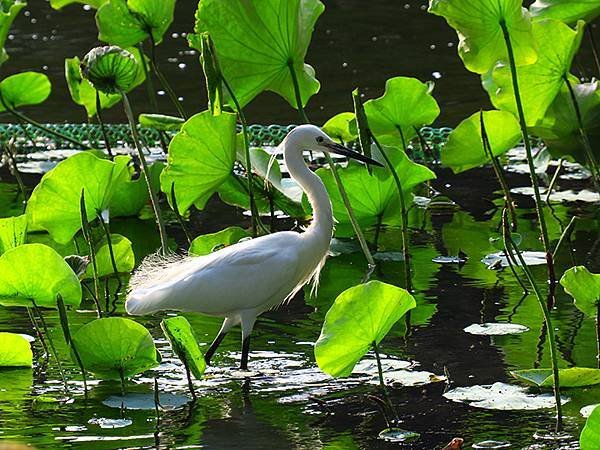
[[204, 317, 237, 365], [240, 336, 251, 371], [240, 312, 257, 370]]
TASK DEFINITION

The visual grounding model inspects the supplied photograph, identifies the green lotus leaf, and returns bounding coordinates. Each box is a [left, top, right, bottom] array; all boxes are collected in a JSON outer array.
[[442, 110, 521, 173], [26, 152, 129, 244], [72, 317, 159, 380], [512, 367, 600, 387], [560, 266, 600, 318], [307, 145, 436, 235], [315, 280, 416, 377], [483, 19, 584, 126], [0, 243, 82, 308], [96, 0, 176, 47], [531, 81, 600, 164], [0, 72, 51, 112], [0, 332, 32, 368], [110, 156, 164, 218], [51, 0, 105, 9], [161, 316, 206, 379], [193, 0, 323, 109], [530, 0, 600, 24], [0, 1, 25, 67], [83, 234, 135, 279], [160, 111, 237, 213], [189, 226, 250, 256], [139, 113, 184, 131], [0, 214, 27, 255], [322, 112, 358, 143], [364, 77, 440, 145], [582, 405, 600, 450], [429, 0, 537, 74], [81, 46, 140, 95]]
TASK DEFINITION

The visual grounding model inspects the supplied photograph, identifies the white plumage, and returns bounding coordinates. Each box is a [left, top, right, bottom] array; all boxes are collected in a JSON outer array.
[[125, 124, 380, 369]]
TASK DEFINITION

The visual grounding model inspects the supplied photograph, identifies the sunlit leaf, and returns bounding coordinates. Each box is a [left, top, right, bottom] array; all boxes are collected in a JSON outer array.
[[96, 0, 176, 47], [83, 234, 135, 279], [560, 266, 600, 317], [161, 316, 206, 379], [364, 77, 439, 145], [428, 0, 537, 74], [530, 0, 600, 24], [581, 405, 600, 450], [315, 280, 416, 377], [81, 46, 140, 95], [138, 113, 184, 131], [0, 243, 82, 308], [193, 0, 323, 109], [442, 110, 521, 173], [27, 152, 128, 244], [72, 317, 159, 380], [0, 214, 27, 255], [189, 226, 250, 256], [0, 72, 51, 112], [160, 111, 237, 213], [0, 1, 25, 67], [322, 112, 357, 143], [0, 332, 32, 368], [512, 367, 600, 387], [483, 19, 584, 126], [51, 0, 106, 9]]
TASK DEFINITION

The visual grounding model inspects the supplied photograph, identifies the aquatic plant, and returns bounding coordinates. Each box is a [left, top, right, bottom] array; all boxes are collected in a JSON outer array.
[[530, 0, 600, 24], [0, 214, 26, 255], [189, 227, 249, 256], [581, 405, 600, 449], [82, 234, 134, 279], [50, 0, 105, 9], [512, 367, 600, 387], [0, 0, 26, 67], [0, 332, 32, 368]]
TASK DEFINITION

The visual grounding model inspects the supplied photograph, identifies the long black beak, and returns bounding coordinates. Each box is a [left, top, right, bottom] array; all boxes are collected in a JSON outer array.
[[323, 142, 384, 167]]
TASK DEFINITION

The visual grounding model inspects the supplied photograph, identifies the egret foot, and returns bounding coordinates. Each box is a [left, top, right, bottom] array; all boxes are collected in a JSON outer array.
[[204, 331, 227, 365], [240, 336, 251, 370]]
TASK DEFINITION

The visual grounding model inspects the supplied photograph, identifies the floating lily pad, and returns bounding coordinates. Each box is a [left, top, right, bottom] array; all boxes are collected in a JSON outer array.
[[443, 382, 568, 410], [472, 441, 511, 449], [560, 266, 600, 317], [352, 358, 412, 374], [0, 214, 27, 255], [0, 244, 82, 308], [464, 323, 529, 336], [102, 392, 189, 410], [372, 369, 446, 387], [315, 281, 416, 377], [189, 226, 250, 256], [87, 417, 132, 429], [161, 316, 206, 380], [72, 317, 160, 380], [378, 428, 420, 443], [512, 367, 600, 387], [0, 332, 32, 367]]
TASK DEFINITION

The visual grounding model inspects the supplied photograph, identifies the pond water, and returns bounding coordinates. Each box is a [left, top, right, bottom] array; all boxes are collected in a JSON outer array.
[[1, 1, 600, 450]]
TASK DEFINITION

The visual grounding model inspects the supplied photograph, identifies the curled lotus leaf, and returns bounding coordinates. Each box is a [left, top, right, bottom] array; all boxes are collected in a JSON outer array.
[[81, 46, 139, 95]]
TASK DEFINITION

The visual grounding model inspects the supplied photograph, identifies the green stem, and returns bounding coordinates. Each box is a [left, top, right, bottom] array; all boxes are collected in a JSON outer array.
[[27, 307, 49, 359], [137, 43, 159, 113], [552, 216, 577, 262], [287, 62, 375, 266], [546, 159, 563, 203], [148, 36, 187, 120], [80, 190, 102, 318], [372, 341, 398, 423], [222, 77, 259, 237], [587, 27, 600, 78], [170, 182, 192, 245], [120, 90, 168, 255], [95, 91, 113, 159], [562, 76, 600, 190], [502, 210, 529, 295], [502, 209, 562, 432], [372, 136, 412, 291], [33, 304, 69, 392], [182, 355, 197, 401], [57, 295, 88, 396], [97, 213, 122, 295], [500, 21, 556, 290]]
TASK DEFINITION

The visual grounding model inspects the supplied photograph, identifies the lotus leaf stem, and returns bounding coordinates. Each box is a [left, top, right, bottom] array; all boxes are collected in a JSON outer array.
[[57, 295, 88, 396], [80, 190, 102, 317], [95, 91, 113, 159], [148, 35, 187, 120], [97, 213, 122, 290], [33, 304, 69, 393], [372, 341, 399, 424], [545, 159, 563, 203], [587, 27, 600, 77]]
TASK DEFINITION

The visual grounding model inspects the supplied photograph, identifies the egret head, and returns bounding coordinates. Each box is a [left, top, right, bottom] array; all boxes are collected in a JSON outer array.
[[283, 124, 383, 167]]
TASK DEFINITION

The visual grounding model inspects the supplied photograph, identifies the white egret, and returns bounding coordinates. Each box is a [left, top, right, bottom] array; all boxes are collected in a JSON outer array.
[[125, 124, 382, 369]]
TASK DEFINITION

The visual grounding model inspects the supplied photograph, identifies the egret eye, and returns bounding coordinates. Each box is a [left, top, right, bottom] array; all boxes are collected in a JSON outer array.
[[316, 136, 324, 143]]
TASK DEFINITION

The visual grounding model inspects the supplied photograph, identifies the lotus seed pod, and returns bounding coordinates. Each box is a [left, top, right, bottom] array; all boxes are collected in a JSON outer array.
[[80, 46, 138, 95]]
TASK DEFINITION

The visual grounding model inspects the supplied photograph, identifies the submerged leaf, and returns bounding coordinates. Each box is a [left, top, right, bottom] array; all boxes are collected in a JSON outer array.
[[0, 214, 27, 255], [194, 0, 324, 109], [189, 227, 250, 256], [0, 244, 82, 308], [442, 110, 521, 173], [161, 316, 206, 379], [560, 266, 600, 317], [530, 0, 600, 24], [0, 72, 51, 112], [0, 332, 32, 368], [72, 317, 159, 380], [512, 367, 600, 387], [483, 19, 584, 126], [315, 280, 416, 377], [160, 111, 237, 212], [364, 77, 440, 144]]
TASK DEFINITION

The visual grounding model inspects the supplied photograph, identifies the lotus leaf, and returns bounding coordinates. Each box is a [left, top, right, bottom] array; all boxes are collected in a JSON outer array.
[[582, 405, 600, 450], [161, 316, 205, 379], [81, 46, 140, 95], [0, 244, 81, 308], [138, 113, 184, 131], [0, 332, 32, 368], [530, 0, 600, 24], [322, 112, 357, 143], [429, 0, 537, 74], [0, 214, 26, 255], [83, 234, 135, 279], [560, 266, 600, 317], [512, 367, 600, 387], [315, 280, 416, 377], [483, 19, 584, 126], [160, 111, 237, 212], [189, 226, 250, 256], [51, 0, 105, 9], [0, 72, 51, 112], [72, 317, 160, 379], [193, 0, 323, 109], [442, 110, 521, 173], [0, 1, 25, 67], [27, 152, 129, 244]]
